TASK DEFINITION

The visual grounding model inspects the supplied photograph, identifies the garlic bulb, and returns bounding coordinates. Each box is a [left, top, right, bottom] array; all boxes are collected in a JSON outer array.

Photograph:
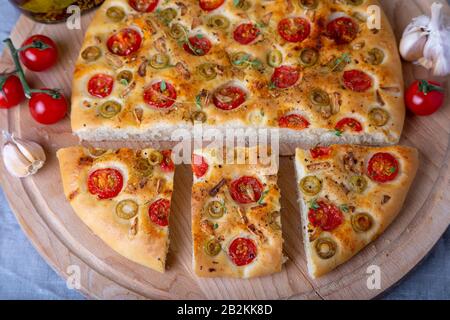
[[399, 15, 430, 61], [2, 131, 46, 178]]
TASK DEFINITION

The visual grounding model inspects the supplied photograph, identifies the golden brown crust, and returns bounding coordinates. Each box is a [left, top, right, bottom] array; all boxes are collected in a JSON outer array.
[[56, 146, 174, 272], [295, 145, 418, 278]]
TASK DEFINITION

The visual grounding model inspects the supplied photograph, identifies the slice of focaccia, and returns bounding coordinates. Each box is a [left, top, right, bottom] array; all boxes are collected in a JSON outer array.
[[295, 145, 418, 278], [56, 146, 175, 272], [191, 147, 283, 278]]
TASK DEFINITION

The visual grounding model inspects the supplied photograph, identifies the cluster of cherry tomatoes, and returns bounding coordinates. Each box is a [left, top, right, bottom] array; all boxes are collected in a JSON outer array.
[[0, 34, 68, 125]]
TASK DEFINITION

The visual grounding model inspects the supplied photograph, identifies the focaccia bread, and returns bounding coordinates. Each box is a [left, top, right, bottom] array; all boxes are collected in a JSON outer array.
[[56, 146, 175, 272], [295, 145, 418, 278], [191, 147, 283, 278], [72, 0, 404, 147]]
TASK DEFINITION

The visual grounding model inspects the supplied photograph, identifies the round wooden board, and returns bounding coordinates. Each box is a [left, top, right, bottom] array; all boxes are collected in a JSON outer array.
[[1, 0, 449, 300]]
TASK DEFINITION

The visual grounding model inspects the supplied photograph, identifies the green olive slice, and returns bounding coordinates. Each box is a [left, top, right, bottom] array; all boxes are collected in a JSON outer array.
[[349, 175, 367, 193], [267, 50, 283, 68], [149, 53, 170, 69], [230, 51, 250, 69], [98, 101, 121, 118], [206, 200, 225, 219], [299, 47, 319, 67], [81, 46, 101, 62], [267, 211, 281, 231], [142, 149, 163, 166], [366, 48, 385, 65], [352, 12, 367, 22], [87, 147, 107, 158], [135, 158, 153, 176], [196, 63, 217, 80], [116, 199, 139, 220], [346, 0, 364, 5], [310, 88, 330, 107], [299, 0, 319, 10], [300, 176, 322, 196], [207, 15, 230, 29], [204, 239, 222, 256], [191, 110, 207, 123], [315, 238, 337, 259], [106, 6, 125, 22], [369, 108, 390, 127], [158, 8, 177, 24], [351, 213, 373, 233], [116, 70, 133, 85], [235, 0, 251, 10], [169, 23, 187, 40]]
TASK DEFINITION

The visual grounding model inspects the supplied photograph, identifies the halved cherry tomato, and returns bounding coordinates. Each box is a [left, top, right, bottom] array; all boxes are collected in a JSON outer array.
[[192, 154, 209, 178], [308, 200, 343, 232], [143, 81, 177, 109], [335, 118, 363, 133], [271, 65, 300, 89], [0, 75, 25, 109], [213, 85, 247, 110], [228, 237, 257, 266], [87, 74, 114, 98], [199, 0, 225, 11], [233, 23, 260, 45], [279, 114, 310, 130], [367, 152, 399, 183], [148, 198, 170, 227], [29, 89, 68, 125], [107, 28, 142, 56], [128, 0, 159, 12], [405, 80, 445, 116], [278, 17, 311, 43], [230, 176, 263, 204], [19, 35, 58, 72], [160, 150, 175, 172], [343, 70, 372, 92], [87, 168, 123, 199], [183, 35, 212, 56], [310, 146, 332, 159], [326, 17, 358, 45]]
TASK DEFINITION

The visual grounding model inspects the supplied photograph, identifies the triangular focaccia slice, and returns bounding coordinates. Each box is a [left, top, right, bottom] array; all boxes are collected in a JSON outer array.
[[295, 145, 418, 278], [191, 147, 283, 278], [57, 146, 175, 272]]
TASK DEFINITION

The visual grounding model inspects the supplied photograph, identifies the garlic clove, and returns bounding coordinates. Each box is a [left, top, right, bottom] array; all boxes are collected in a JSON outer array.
[[12, 135, 46, 164], [2, 143, 33, 178], [400, 32, 428, 61]]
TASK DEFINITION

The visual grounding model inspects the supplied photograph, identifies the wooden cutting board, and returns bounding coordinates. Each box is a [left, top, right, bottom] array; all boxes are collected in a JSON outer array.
[[0, 0, 449, 300]]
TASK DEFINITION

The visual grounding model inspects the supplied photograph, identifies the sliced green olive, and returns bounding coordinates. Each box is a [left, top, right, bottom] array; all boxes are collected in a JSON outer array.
[[206, 200, 225, 219], [230, 51, 250, 69], [300, 176, 322, 196], [204, 239, 222, 256], [315, 238, 337, 259], [87, 147, 107, 158], [349, 175, 368, 193], [328, 56, 349, 72], [310, 88, 330, 107], [267, 50, 283, 68], [267, 211, 281, 231], [191, 110, 207, 123], [116, 70, 133, 85], [98, 101, 121, 118], [106, 6, 125, 22], [149, 53, 170, 69], [206, 15, 230, 29], [346, 0, 364, 6], [135, 158, 153, 176], [169, 23, 187, 40], [116, 199, 139, 220], [369, 108, 390, 127], [351, 213, 373, 233], [299, 0, 319, 10], [366, 48, 385, 65], [142, 149, 163, 166], [235, 0, 251, 10], [308, 223, 320, 242], [81, 46, 101, 62], [299, 47, 319, 67], [196, 63, 217, 80], [158, 8, 177, 24]]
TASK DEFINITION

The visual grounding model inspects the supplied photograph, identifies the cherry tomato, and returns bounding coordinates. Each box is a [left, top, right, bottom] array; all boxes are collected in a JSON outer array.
[[343, 70, 372, 92], [271, 65, 300, 89], [228, 238, 257, 266], [310, 146, 332, 159], [405, 80, 445, 116], [199, 0, 225, 11], [183, 35, 212, 56], [213, 85, 247, 110], [107, 28, 142, 56], [19, 35, 58, 72], [326, 17, 358, 45], [87, 168, 123, 199], [87, 74, 114, 98], [148, 198, 170, 227], [192, 154, 209, 178], [308, 200, 343, 232], [335, 118, 363, 133], [367, 152, 399, 183], [143, 81, 177, 109], [278, 114, 310, 130], [233, 23, 260, 45], [160, 150, 175, 172], [0, 75, 25, 109], [29, 89, 68, 125], [230, 176, 263, 204], [278, 17, 311, 43], [128, 0, 159, 12]]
